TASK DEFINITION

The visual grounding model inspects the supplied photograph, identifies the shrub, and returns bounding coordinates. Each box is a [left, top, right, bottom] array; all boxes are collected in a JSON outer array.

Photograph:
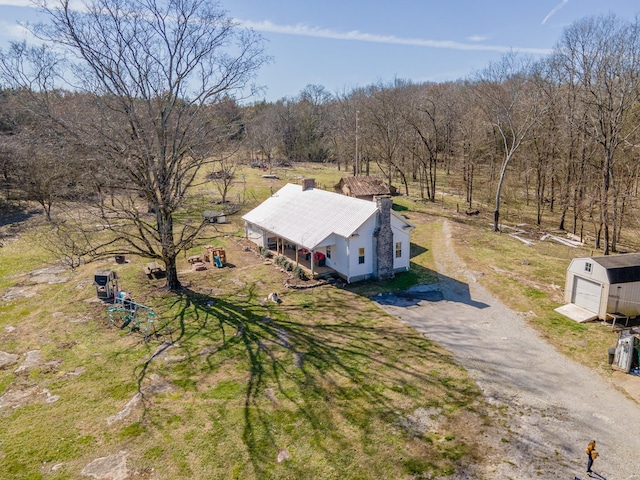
[[292, 265, 306, 279]]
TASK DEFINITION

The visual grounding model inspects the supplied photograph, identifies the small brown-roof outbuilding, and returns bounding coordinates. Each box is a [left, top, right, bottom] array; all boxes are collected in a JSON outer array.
[[335, 176, 396, 201]]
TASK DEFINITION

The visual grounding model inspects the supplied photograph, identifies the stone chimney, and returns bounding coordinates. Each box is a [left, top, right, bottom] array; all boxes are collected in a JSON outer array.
[[374, 195, 394, 280], [302, 178, 315, 191]]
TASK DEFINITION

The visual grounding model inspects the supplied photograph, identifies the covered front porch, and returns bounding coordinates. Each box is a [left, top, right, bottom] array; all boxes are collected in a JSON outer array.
[[266, 235, 334, 279]]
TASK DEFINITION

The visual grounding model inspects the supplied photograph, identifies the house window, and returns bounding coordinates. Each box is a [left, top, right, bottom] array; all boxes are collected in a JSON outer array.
[[326, 246, 331, 259], [395, 242, 402, 258], [585, 262, 592, 273], [358, 248, 365, 264]]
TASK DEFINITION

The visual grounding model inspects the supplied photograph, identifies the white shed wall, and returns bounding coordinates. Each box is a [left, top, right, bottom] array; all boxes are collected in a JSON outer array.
[[567, 258, 610, 284], [565, 256, 640, 319], [605, 282, 640, 318]]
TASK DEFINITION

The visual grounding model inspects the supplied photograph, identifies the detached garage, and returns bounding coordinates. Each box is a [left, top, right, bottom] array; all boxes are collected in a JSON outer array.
[[557, 253, 640, 322]]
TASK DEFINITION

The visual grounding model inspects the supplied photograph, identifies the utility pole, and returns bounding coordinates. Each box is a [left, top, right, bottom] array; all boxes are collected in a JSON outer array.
[[355, 110, 359, 176]]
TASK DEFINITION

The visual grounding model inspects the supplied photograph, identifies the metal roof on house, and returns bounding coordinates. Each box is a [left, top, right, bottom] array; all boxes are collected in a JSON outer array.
[[242, 183, 381, 249], [592, 253, 640, 284]]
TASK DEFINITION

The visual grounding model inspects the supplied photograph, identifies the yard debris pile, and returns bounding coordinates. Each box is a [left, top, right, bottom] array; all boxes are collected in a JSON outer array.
[[488, 222, 586, 248]]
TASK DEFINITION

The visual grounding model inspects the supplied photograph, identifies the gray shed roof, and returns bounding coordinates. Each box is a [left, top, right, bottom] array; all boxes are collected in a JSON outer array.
[[592, 253, 640, 284], [242, 183, 381, 249]]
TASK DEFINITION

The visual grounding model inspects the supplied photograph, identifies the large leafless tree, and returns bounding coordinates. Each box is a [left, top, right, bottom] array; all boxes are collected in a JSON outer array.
[[5, 0, 267, 289], [475, 53, 550, 231]]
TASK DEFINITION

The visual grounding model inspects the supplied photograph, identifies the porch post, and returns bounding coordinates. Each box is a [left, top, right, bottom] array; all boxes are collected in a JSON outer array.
[[310, 249, 315, 276]]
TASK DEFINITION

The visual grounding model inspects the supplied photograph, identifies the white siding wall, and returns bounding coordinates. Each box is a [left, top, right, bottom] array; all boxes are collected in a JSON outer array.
[[327, 235, 349, 278], [245, 223, 265, 247], [346, 216, 376, 282], [391, 216, 411, 272]]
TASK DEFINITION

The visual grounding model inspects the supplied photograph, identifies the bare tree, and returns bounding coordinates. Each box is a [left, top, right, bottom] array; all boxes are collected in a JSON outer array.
[[457, 84, 490, 210], [6, 0, 267, 289], [245, 102, 281, 168], [554, 14, 640, 253], [474, 53, 550, 231], [207, 149, 239, 206], [404, 84, 449, 202], [361, 82, 411, 194], [323, 90, 358, 173]]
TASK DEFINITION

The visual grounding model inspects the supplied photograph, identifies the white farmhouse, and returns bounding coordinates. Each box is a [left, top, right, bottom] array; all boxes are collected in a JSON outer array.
[[242, 179, 414, 283]]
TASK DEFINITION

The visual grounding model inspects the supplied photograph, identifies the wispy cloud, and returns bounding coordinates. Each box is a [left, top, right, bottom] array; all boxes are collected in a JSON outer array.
[[541, 0, 569, 25], [467, 35, 488, 42], [0, 0, 33, 7], [240, 20, 551, 55], [0, 0, 86, 9]]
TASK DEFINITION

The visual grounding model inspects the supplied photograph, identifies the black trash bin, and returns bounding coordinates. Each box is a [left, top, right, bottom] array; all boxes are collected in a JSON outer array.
[[608, 347, 616, 365]]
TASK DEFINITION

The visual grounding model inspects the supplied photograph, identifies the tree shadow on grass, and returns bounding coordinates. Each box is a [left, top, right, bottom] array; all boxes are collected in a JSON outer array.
[[131, 284, 481, 478], [0, 202, 41, 228]]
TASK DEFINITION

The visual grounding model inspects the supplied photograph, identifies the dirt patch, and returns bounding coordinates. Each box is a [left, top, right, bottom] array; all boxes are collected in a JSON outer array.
[[106, 394, 141, 425], [14, 350, 42, 375], [81, 451, 129, 480], [2, 286, 39, 301], [0, 385, 58, 410], [0, 351, 19, 369], [1, 264, 71, 301], [27, 266, 69, 284]]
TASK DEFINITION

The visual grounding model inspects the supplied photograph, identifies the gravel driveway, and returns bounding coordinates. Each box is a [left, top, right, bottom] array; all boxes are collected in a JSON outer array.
[[376, 220, 640, 479]]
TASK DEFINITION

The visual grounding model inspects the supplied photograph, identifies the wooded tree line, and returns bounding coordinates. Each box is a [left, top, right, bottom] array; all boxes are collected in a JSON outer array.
[[0, 3, 638, 289], [244, 13, 640, 254]]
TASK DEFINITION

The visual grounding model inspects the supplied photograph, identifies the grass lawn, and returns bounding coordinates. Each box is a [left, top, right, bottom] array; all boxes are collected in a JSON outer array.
[[0, 216, 485, 479], [0, 161, 628, 479]]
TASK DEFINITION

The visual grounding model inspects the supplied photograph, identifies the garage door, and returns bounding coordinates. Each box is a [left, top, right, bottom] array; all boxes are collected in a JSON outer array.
[[572, 276, 601, 313]]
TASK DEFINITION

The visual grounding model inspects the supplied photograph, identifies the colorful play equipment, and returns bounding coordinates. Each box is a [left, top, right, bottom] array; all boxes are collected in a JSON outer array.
[[107, 291, 156, 342], [94, 270, 119, 300], [203, 245, 226, 268]]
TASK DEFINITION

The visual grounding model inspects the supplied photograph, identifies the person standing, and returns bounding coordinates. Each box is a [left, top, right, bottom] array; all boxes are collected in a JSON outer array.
[[585, 440, 598, 473]]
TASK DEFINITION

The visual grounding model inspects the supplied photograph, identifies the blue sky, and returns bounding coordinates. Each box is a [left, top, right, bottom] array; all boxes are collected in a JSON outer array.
[[0, 0, 638, 102]]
